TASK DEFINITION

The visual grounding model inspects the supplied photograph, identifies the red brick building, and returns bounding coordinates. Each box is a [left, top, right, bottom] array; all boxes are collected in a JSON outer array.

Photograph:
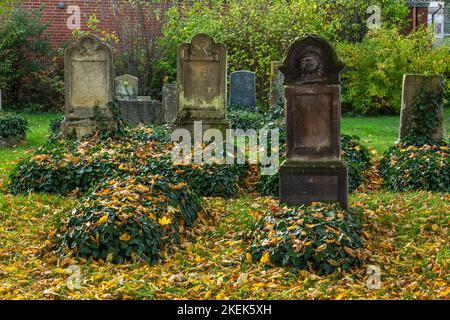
[[19, 0, 174, 48]]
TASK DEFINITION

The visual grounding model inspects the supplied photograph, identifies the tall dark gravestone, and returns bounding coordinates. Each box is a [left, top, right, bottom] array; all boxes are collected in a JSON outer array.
[[279, 35, 348, 208]]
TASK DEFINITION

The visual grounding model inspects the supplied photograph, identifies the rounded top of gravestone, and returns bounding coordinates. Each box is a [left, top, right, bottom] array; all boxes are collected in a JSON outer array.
[[115, 74, 138, 82], [281, 34, 343, 85], [65, 34, 113, 60], [231, 70, 255, 75], [178, 33, 226, 61]]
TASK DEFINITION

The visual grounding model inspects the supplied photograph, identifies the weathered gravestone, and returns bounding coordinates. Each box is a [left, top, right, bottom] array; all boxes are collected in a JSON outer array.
[[173, 33, 229, 135], [399, 74, 445, 143], [115, 74, 139, 100], [60, 34, 117, 138], [162, 83, 178, 122], [229, 70, 256, 108], [269, 61, 285, 107], [119, 98, 164, 126], [279, 35, 348, 208]]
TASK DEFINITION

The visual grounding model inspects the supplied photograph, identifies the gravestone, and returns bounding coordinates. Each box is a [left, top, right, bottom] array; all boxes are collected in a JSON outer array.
[[173, 33, 229, 135], [279, 35, 348, 208], [60, 34, 117, 138], [115, 74, 139, 100], [399, 74, 445, 142], [269, 61, 285, 107], [162, 83, 178, 122], [229, 70, 256, 108], [119, 98, 164, 126]]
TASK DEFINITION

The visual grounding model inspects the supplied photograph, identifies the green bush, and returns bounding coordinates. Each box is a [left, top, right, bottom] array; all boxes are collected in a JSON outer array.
[[337, 28, 450, 115], [9, 125, 248, 198], [161, 0, 408, 110], [0, 114, 28, 138], [380, 142, 450, 192], [0, 6, 63, 112], [57, 174, 202, 263], [248, 203, 362, 275], [256, 135, 371, 197], [228, 109, 266, 131]]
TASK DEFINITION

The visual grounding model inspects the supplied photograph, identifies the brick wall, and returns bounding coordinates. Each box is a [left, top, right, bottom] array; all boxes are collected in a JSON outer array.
[[19, 0, 174, 49]]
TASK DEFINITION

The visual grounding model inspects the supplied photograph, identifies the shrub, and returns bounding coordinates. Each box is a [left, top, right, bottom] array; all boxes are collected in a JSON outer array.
[[161, 0, 408, 110], [57, 174, 202, 263], [0, 6, 63, 112], [9, 125, 248, 198], [0, 114, 28, 138], [228, 109, 266, 131], [337, 28, 450, 115], [256, 135, 371, 197], [380, 142, 450, 192], [247, 203, 362, 275]]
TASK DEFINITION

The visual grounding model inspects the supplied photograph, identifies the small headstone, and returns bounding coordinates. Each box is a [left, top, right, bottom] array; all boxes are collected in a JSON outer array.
[[162, 83, 178, 122], [229, 70, 256, 108], [269, 61, 285, 107], [399, 74, 445, 143], [173, 33, 229, 135], [115, 74, 139, 100], [60, 34, 116, 138], [279, 35, 347, 208]]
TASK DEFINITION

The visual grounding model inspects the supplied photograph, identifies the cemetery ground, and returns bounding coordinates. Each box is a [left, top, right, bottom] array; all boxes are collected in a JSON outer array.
[[0, 111, 449, 300]]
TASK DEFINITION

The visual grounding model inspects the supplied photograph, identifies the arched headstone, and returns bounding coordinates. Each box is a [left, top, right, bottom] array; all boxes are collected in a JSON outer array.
[[61, 34, 116, 138], [173, 33, 229, 134], [279, 35, 348, 208]]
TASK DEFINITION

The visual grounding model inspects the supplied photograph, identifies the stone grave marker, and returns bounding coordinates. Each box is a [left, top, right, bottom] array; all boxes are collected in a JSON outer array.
[[173, 33, 229, 135], [399, 74, 445, 143], [119, 98, 164, 126], [61, 34, 116, 138], [279, 35, 348, 208], [115, 74, 139, 100], [229, 70, 256, 108], [163, 83, 178, 122], [269, 61, 285, 107]]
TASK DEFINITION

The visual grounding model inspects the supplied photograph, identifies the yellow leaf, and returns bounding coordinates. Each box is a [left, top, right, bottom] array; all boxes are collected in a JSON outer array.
[[203, 290, 212, 299], [119, 233, 131, 241], [260, 252, 270, 264], [354, 145, 361, 151], [170, 182, 187, 190], [98, 215, 108, 224], [245, 253, 252, 263], [158, 216, 171, 226]]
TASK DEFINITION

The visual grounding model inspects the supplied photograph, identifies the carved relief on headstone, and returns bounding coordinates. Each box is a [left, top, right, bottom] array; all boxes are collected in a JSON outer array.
[[174, 33, 229, 134], [279, 35, 348, 208], [61, 34, 116, 138]]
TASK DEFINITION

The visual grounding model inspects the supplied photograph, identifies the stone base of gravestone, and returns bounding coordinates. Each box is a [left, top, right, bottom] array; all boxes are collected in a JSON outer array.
[[119, 98, 164, 126], [399, 74, 445, 142], [279, 160, 348, 208], [0, 133, 26, 148], [60, 118, 117, 138]]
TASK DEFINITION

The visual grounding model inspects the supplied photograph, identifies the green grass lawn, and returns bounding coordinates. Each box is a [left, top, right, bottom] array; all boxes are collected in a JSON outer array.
[[342, 107, 450, 153], [0, 112, 61, 178]]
